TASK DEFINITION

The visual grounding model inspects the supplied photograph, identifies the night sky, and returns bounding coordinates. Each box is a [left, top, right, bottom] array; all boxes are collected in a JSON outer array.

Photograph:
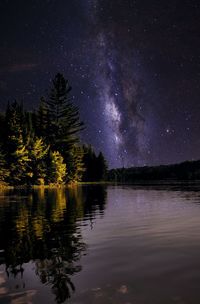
[[1, 0, 200, 168]]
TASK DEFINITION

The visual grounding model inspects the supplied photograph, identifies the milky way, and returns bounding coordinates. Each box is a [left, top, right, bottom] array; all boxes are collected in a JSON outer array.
[[85, 0, 152, 167]]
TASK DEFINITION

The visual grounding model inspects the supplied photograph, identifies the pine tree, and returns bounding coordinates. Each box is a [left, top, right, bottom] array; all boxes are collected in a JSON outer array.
[[5, 101, 24, 157], [48, 151, 67, 185], [36, 97, 50, 139], [10, 133, 30, 184], [0, 147, 9, 183], [5, 101, 30, 185], [0, 113, 5, 146], [24, 111, 34, 139], [29, 137, 49, 184], [82, 145, 96, 182], [82, 146, 108, 182], [67, 145, 85, 183], [96, 152, 108, 181], [45, 73, 84, 154]]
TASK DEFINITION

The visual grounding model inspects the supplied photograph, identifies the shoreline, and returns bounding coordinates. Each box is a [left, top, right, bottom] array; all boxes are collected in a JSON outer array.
[[1, 179, 200, 191]]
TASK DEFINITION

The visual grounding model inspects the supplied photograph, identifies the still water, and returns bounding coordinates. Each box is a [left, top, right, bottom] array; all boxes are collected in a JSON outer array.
[[1, 184, 200, 303]]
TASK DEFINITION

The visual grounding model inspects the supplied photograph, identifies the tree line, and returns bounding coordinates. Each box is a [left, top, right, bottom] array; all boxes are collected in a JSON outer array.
[[108, 160, 200, 182], [0, 73, 107, 186]]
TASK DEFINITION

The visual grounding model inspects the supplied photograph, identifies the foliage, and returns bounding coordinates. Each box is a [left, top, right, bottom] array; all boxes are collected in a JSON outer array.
[[35, 97, 50, 139], [0, 73, 108, 185], [0, 148, 9, 182], [67, 145, 85, 183], [9, 134, 30, 185], [48, 151, 67, 185], [3, 102, 30, 184], [29, 137, 49, 184], [45, 73, 84, 152]]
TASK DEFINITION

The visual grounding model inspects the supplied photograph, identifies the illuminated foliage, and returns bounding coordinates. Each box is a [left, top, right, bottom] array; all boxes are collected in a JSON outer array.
[[4, 102, 30, 184], [0, 74, 107, 185], [0, 148, 8, 182], [48, 151, 67, 185], [29, 137, 49, 184], [67, 145, 85, 183]]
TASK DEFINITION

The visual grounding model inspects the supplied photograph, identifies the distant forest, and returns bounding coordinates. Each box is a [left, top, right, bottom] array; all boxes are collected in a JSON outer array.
[[108, 160, 200, 182], [0, 73, 107, 186]]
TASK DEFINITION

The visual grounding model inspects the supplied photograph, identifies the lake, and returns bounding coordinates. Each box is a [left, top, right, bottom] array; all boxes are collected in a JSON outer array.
[[1, 184, 200, 303]]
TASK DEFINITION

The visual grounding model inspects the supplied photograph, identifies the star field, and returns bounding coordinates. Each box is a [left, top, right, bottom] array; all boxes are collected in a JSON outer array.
[[1, 0, 200, 167]]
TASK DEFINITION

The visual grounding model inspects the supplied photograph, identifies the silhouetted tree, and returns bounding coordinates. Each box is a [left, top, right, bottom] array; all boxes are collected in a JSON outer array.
[[96, 152, 108, 181], [45, 73, 84, 153], [82, 146, 107, 181], [0, 113, 6, 146], [35, 97, 50, 138], [82, 145, 96, 182]]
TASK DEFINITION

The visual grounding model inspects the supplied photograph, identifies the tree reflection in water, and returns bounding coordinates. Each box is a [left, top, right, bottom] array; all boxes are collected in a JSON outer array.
[[0, 185, 107, 303]]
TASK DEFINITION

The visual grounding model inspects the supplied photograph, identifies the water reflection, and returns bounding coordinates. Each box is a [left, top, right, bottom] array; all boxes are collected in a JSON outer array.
[[0, 185, 107, 303], [2, 183, 200, 304]]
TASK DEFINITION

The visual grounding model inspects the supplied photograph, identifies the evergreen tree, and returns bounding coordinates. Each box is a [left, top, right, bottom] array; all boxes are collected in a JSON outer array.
[[82, 146, 108, 182], [4, 101, 24, 156], [82, 145, 96, 182], [48, 151, 67, 185], [0, 113, 6, 146], [36, 97, 50, 139], [67, 145, 85, 183], [10, 133, 30, 185], [4, 101, 30, 185], [96, 152, 108, 181], [29, 137, 49, 184], [24, 111, 35, 139], [0, 148, 9, 182], [45, 73, 84, 154]]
